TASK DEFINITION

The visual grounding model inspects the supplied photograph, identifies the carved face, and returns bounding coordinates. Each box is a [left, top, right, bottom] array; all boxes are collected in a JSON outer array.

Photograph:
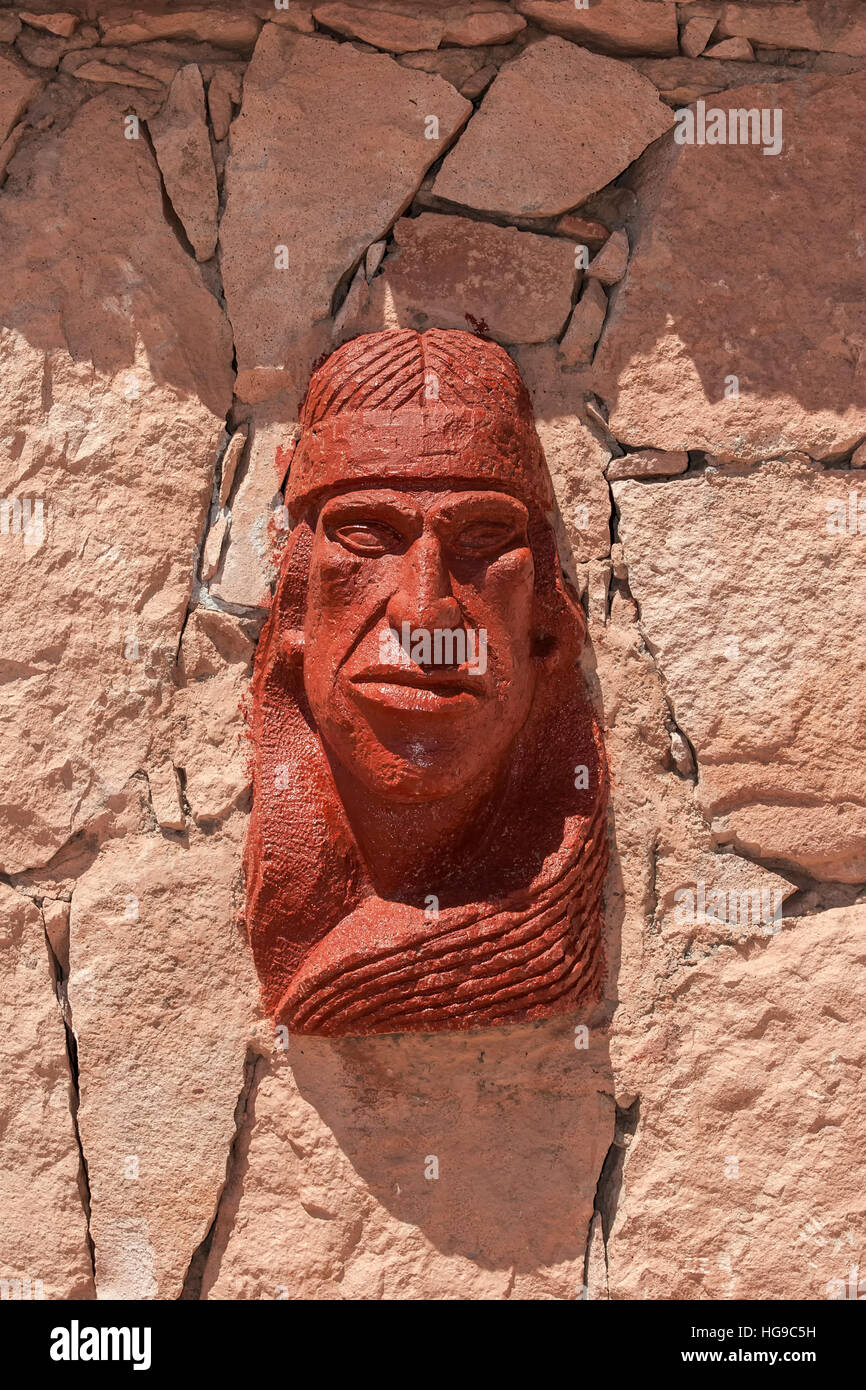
[[302, 485, 538, 800]]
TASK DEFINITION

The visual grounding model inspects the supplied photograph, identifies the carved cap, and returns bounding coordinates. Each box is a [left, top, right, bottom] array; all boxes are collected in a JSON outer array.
[[286, 328, 554, 518]]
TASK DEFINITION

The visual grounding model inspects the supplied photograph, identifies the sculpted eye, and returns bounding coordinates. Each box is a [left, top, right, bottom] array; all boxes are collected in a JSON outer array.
[[332, 521, 403, 556], [452, 521, 521, 557]]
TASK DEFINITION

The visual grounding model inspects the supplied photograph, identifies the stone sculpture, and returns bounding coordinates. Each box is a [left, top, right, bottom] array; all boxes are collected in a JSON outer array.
[[244, 328, 607, 1035]]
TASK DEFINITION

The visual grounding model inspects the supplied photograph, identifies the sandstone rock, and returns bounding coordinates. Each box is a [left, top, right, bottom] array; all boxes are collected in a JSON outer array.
[[378, 212, 577, 343], [515, 0, 679, 56], [19, 11, 78, 38], [201, 1016, 613, 1299], [365, 239, 386, 279], [587, 228, 629, 286], [614, 464, 866, 881], [630, 55, 800, 103], [442, 8, 526, 46], [852, 440, 866, 467], [220, 25, 471, 398], [146, 760, 185, 830], [149, 65, 219, 261], [271, 2, 317, 34], [207, 66, 241, 141], [553, 212, 609, 249], [0, 885, 93, 1299], [99, 10, 261, 50], [594, 74, 866, 461], [704, 36, 754, 60], [433, 38, 673, 217], [605, 448, 687, 478], [68, 824, 260, 1298], [219, 426, 248, 506], [314, 3, 444, 51], [210, 421, 289, 609], [558, 279, 608, 365], [201, 512, 228, 582], [0, 53, 42, 147], [709, 1, 866, 58], [70, 60, 164, 90], [398, 44, 490, 93], [0, 14, 22, 43], [512, 342, 612, 563], [0, 93, 234, 876], [608, 905, 866, 1299], [680, 14, 717, 57], [173, 611, 254, 822], [42, 898, 71, 974]]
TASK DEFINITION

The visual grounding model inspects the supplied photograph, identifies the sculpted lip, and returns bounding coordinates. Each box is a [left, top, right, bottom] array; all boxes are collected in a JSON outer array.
[[348, 665, 484, 713]]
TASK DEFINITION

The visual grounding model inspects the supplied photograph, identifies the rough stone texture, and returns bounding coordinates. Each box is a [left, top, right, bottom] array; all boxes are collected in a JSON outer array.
[[373, 212, 577, 343], [442, 7, 526, 46], [201, 1017, 613, 1298], [680, 14, 716, 57], [515, 0, 679, 56], [99, 9, 261, 49], [559, 279, 608, 365], [20, 11, 79, 39], [70, 60, 163, 89], [631, 55, 803, 103], [0, 52, 43, 146], [615, 464, 866, 881], [313, 2, 445, 51], [594, 74, 866, 461], [0, 14, 22, 43], [433, 38, 673, 217], [69, 822, 260, 1298], [149, 64, 218, 261], [605, 448, 687, 478], [0, 885, 93, 1299], [207, 64, 240, 141], [220, 24, 471, 400], [0, 93, 234, 876], [705, 1, 866, 58], [609, 906, 866, 1299], [512, 342, 612, 564], [587, 228, 629, 286], [704, 36, 754, 60], [209, 420, 290, 610]]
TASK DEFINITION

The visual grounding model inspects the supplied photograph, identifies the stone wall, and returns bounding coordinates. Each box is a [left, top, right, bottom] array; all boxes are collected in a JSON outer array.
[[1, 0, 864, 1301]]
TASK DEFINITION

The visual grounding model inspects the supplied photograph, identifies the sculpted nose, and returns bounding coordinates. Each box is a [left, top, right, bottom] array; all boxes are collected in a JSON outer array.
[[386, 534, 462, 634]]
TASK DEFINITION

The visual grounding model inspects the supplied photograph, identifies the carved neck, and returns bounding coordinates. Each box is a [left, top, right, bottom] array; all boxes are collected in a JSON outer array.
[[327, 753, 502, 902]]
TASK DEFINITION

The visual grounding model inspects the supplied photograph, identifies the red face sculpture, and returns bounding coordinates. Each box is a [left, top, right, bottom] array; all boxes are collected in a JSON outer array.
[[245, 329, 608, 1036]]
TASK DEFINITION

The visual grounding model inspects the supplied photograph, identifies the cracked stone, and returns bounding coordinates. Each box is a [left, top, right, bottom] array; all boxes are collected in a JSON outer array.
[[149, 64, 219, 262], [433, 38, 673, 218], [594, 73, 866, 460], [313, 3, 445, 52], [608, 904, 866, 1299], [587, 229, 629, 287], [0, 92, 233, 875], [200, 1016, 613, 1299], [371, 212, 578, 343], [615, 464, 866, 880], [680, 15, 717, 58], [0, 884, 93, 1299], [99, 9, 261, 49], [559, 279, 608, 366], [515, 0, 679, 56], [220, 24, 471, 401], [68, 823, 260, 1298], [605, 449, 688, 479]]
